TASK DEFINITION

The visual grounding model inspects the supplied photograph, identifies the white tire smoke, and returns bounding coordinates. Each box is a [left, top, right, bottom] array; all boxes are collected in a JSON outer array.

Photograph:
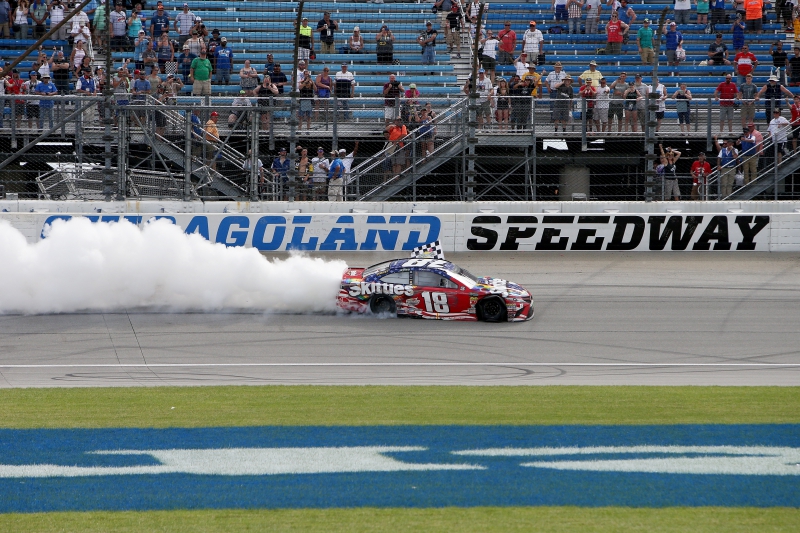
[[0, 218, 347, 314]]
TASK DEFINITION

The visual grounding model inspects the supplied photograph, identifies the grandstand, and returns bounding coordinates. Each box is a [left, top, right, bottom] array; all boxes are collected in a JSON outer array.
[[1, 1, 799, 202]]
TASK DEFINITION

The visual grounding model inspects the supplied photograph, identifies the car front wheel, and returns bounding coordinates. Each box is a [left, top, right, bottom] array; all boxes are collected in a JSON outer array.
[[478, 297, 508, 323]]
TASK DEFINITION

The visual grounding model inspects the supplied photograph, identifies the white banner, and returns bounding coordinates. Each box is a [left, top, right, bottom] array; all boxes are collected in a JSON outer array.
[[0, 212, 795, 251]]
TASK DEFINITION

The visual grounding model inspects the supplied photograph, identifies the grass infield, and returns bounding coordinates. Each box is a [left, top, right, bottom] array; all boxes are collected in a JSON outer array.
[[0, 507, 798, 532], [0, 385, 798, 428], [1, 386, 797, 531]]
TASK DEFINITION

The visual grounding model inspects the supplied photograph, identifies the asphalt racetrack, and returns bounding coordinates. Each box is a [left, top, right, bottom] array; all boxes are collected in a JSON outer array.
[[1, 252, 798, 387]]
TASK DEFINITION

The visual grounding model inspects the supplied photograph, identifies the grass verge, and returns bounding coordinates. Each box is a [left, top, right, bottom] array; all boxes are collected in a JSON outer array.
[[0, 386, 798, 428], [0, 507, 797, 532]]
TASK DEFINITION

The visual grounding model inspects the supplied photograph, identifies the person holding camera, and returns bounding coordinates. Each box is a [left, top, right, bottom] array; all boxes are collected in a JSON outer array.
[[383, 74, 404, 124], [690, 152, 712, 200], [376, 25, 395, 65], [658, 144, 682, 201]]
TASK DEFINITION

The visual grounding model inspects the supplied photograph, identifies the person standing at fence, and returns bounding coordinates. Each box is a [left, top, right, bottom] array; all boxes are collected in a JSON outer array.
[[608, 72, 627, 132], [497, 21, 516, 66], [658, 144, 682, 201], [23, 71, 39, 131], [738, 122, 761, 185], [713, 73, 738, 133], [340, 143, 358, 187], [672, 82, 692, 133], [757, 75, 793, 122], [691, 152, 712, 200], [310, 147, 329, 201], [768, 109, 791, 164], [791, 94, 800, 151], [593, 77, 610, 132], [714, 135, 739, 200], [737, 73, 757, 129], [35, 73, 57, 130], [189, 48, 212, 96], [327, 150, 345, 201], [271, 147, 291, 199], [75, 68, 97, 127], [386, 117, 408, 177]]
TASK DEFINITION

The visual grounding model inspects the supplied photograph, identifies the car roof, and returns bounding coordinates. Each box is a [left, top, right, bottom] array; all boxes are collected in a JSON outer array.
[[363, 258, 459, 277]]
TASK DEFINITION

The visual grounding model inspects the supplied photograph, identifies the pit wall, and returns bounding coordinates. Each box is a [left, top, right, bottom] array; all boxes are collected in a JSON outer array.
[[1, 201, 800, 251]]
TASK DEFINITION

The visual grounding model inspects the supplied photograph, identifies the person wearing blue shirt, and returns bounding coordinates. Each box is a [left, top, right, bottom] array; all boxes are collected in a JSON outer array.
[[191, 109, 204, 157], [710, 0, 726, 31], [272, 147, 292, 199], [150, 3, 170, 40], [177, 45, 197, 85], [35, 73, 58, 130], [214, 38, 233, 85], [731, 14, 746, 53], [327, 150, 345, 201], [664, 22, 683, 67]]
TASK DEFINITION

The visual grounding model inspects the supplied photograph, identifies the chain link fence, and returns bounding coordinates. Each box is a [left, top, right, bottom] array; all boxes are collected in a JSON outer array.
[[1, 1, 799, 202]]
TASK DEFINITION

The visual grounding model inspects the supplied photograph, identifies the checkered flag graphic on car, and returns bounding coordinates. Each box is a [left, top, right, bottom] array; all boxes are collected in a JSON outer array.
[[411, 241, 445, 260]]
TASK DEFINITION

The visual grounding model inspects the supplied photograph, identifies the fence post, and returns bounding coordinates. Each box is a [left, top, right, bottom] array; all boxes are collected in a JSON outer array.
[[706, 97, 713, 153], [580, 96, 587, 151], [774, 139, 779, 201], [531, 98, 537, 201], [184, 109, 192, 200], [332, 91, 338, 152], [644, 93, 657, 202]]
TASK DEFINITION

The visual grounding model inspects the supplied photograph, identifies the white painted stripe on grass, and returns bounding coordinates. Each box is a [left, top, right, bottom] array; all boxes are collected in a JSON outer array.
[[0, 446, 485, 478], [1, 363, 799, 368], [454, 446, 800, 476]]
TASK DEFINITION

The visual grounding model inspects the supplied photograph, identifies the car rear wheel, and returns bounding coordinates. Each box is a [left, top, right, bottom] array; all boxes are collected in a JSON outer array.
[[478, 297, 507, 323], [369, 295, 397, 316]]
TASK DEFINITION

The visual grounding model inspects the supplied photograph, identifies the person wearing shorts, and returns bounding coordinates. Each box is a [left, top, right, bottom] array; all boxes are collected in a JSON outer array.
[[672, 83, 692, 133], [608, 73, 627, 132]]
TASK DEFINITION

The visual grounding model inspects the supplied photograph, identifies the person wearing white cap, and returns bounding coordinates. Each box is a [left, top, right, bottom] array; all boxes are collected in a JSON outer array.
[[348, 26, 364, 54], [35, 73, 57, 130], [298, 17, 313, 62], [664, 22, 683, 67], [713, 136, 738, 197], [339, 142, 358, 187], [334, 63, 355, 120], [175, 3, 197, 47], [513, 52, 529, 77], [177, 43, 196, 84], [474, 68, 494, 129]]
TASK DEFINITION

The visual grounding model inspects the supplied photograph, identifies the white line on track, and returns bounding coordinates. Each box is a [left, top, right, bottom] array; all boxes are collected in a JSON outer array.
[[0, 363, 799, 368]]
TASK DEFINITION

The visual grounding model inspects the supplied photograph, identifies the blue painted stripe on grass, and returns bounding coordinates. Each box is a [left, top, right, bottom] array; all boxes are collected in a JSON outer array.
[[0, 425, 797, 512]]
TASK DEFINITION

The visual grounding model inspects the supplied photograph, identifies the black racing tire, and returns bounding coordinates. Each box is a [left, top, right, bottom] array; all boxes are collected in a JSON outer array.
[[477, 296, 508, 323], [369, 294, 397, 316]]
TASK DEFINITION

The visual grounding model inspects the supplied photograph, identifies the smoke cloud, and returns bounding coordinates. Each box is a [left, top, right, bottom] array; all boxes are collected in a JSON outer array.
[[0, 218, 347, 315]]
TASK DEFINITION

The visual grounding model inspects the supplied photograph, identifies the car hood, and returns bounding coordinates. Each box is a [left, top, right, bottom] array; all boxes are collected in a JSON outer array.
[[475, 277, 530, 298]]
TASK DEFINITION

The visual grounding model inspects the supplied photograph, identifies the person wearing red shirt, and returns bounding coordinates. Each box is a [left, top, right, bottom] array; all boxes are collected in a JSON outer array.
[[734, 44, 758, 86], [791, 94, 800, 150], [4, 69, 26, 130], [713, 73, 738, 132], [690, 152, 713, 200], [605, 12, 628, 56], [579, 78, 598, 131], [497, 21, 517, 66]]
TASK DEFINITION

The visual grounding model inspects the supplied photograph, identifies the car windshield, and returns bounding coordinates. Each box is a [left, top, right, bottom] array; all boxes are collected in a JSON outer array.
[[362, 260, 397, 277], [448, 264, 479, 282]]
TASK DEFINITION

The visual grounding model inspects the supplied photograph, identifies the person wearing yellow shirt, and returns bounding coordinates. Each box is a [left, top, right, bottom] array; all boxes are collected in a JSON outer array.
[[521, 63, 542, 97], [580, 60, 603, 88]]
